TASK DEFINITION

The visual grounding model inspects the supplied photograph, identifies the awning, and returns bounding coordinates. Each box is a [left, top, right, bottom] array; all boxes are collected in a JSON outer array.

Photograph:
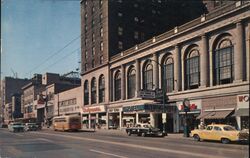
[[197, 110, 234, 119], [233, 108, 249, 116]]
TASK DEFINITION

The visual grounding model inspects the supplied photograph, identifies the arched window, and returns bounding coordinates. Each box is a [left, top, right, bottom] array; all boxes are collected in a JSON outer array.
[[114, 71, 121, 101], [143, 62, 153, 90], [128, 67, 136, 99], [91, 78, 97, 104], [84, 80, 89, 105], [214, 38, 234, 85], [185, 49, 200, 89], [163, 57, 174, 92], [99, 75, 105, 103]]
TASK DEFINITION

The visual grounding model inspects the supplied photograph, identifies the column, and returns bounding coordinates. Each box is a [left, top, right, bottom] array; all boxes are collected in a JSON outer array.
[[153, 53, 159, 89], [106, 112, 109, 130], [96, 113, 99, 124], [236, 116, 241, 130], [136, 113, 139, 124], [200, 35, 208, 87], [88, 113, 91, 129], [135, 59, 141, 97], [121, 64, 125, 100], [119, 111, 122, 130], [234, 21, 244, 82], [150, 113, 155, 127], [174, 45, 181, 91]]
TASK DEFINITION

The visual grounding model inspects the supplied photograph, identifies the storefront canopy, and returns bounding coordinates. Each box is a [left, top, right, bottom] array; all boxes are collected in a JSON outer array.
[[197, 110, 234, 119], [233, 108, 249, 116]]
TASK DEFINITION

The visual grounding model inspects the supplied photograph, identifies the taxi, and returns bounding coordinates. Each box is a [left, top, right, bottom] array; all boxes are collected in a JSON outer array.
[[191, 124, 241, 144]]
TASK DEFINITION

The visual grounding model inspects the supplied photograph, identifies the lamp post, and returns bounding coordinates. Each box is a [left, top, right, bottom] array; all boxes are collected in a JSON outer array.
[[149, 59, 167, 136], [183, 98, 190, 137]]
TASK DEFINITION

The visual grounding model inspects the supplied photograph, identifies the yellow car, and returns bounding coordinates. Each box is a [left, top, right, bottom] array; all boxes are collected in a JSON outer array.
[[191, 124, 241, 144]]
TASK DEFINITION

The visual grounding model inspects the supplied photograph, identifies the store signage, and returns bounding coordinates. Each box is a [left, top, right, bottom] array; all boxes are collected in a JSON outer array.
[[138, 90, 155, 99], [108, 108, 120, 113], [82, 105, 106, 114], [237, 94, 249, 109], [123, 104, 165, 112], [177, 100, 201, 111]]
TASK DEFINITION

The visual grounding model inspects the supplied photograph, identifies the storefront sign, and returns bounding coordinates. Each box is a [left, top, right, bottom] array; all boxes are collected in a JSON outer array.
[[138, 90, 155, 99], [177, 100, 201, 112], [123, 104, 166, 113], [237, 94, 249, 109], [82, 105, 106, 114], [108, 108, 121, 113]]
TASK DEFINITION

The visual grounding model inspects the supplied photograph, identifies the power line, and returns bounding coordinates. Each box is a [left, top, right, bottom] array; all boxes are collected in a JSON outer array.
[[40, 47, 80, 73], [24, 35, 81, 77]]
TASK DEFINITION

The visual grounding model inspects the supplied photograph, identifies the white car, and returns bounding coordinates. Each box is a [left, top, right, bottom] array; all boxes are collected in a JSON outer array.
[[8, 122, 25, 132]]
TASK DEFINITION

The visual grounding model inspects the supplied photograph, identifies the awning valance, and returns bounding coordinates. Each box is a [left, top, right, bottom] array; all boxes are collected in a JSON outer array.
[[197, 109, 234, 119], [233, 108, 249, 116]]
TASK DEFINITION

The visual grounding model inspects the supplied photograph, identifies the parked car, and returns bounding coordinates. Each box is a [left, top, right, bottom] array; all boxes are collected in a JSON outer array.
[[8, 122, 25, 132], [36, 123, 42, 130], [1, 123, 8, 128], [25, 123, 38, 131], [126, 123, 164, 137], [191, 124, 245, 144]]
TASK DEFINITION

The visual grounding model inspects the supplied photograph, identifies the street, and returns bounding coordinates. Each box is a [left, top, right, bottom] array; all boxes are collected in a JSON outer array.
[[0, 128, 248, 158]]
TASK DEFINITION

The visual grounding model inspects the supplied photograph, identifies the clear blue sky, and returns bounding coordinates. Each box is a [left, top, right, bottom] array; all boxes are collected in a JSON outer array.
[[1, 0, 81, 79]]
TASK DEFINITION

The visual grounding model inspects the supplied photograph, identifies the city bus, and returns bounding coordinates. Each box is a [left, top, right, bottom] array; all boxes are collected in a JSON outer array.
[[53, 115, 81, 131]]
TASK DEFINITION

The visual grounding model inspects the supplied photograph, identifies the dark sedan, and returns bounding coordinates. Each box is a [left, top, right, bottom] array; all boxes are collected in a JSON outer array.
[[126, 124, 164, 137]]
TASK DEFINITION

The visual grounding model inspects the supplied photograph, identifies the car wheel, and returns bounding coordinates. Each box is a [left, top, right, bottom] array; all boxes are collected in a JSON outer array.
[[221, 138, 230, 144], [127, 131, 131, 136], [141, 133, 146, 137], [193, 134, 200, 141]]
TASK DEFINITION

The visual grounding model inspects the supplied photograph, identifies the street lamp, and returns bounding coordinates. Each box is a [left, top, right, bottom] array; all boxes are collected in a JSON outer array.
[[183, 98, 190, 137], [148, 59, 168, 136]]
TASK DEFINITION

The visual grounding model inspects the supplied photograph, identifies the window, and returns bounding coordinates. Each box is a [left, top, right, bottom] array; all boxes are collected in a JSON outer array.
[[99, 0, 103, 7], [84, 38, 88, 46], [100, 14, 103, 22], [185, 49, 200, 90], [85, 51, 88, 59], [214, 126, 222, 131], [91, 78, 97, 104], [100, 27, 103, 37], [91, 59, 95, 68], [92, 19, 95, 28], [164, 57, 174, 93], [118, 27, 123, 36], [206, 126, 213, 131], [92, 7, 95, 14], [84, 80, 89, 105], [114, 71, 121, 101], [214, 38, 234, 85], [84, 63, 88, 71], [118, 12, 123, 17], [85, 25, 88, 33], [134, 31, 139, 39], [134, 17, 139, 22], [85, 13, 87, 19], [92, 47, 95, 56], [118, 41, 123, 50], [100, 42, 103, 51], [99, 75, 105, 103], [92, 33, 95, 42], [100, 55, 104, 64], [128, 67, 136, 99], [143, 62, 153, 90]]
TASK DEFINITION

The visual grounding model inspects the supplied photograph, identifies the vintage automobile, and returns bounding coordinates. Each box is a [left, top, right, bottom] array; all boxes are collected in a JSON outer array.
[[25, 123, 38, 131], [8, 122, 25, 132], [126, 123, 164, 137], [191, 124, 244, 144]]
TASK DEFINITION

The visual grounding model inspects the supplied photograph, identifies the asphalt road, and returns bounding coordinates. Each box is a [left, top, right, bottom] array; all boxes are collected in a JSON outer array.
[[0, 128, 248, 158]]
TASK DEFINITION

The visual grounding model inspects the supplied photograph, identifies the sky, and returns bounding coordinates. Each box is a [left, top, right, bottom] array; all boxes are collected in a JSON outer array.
[[1, 0, 81, 79]]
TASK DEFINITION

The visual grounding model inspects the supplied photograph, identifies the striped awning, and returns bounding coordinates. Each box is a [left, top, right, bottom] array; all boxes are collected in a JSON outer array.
[[197, 110, 234, 119]]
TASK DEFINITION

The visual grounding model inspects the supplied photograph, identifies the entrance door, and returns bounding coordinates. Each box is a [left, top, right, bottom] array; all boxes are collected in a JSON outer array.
[[166, 113, 173, 133]]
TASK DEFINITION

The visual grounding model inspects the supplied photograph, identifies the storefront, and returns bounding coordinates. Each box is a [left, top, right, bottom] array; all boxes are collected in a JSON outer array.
[[234, 94, 249, 130], [107, 107, 122, 129], [82, 105, 106, 129], [197, 96, 237, 128], [177, 100, 201, 133]]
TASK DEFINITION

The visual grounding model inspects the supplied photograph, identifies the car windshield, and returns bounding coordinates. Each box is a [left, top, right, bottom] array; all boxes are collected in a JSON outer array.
[[223, 126, 236, 131], [13, 123, 22, 126], [143, 124, 153, 128]]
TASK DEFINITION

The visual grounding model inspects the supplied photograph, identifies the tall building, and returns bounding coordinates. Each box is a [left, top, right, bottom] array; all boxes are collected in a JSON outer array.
[[80, 1, 250, 132], [80, 0, 206, 73], [0, 77, 30, 123]]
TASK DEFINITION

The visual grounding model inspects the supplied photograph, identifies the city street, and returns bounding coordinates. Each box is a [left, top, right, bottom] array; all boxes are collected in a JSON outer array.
[[0, 128, 248, 158]]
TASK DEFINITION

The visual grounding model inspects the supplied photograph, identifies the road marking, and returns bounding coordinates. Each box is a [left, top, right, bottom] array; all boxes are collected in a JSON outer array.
[[36, 138, 55, 143], [90, 149, 128, 158], [31, 132, 230, 158]]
